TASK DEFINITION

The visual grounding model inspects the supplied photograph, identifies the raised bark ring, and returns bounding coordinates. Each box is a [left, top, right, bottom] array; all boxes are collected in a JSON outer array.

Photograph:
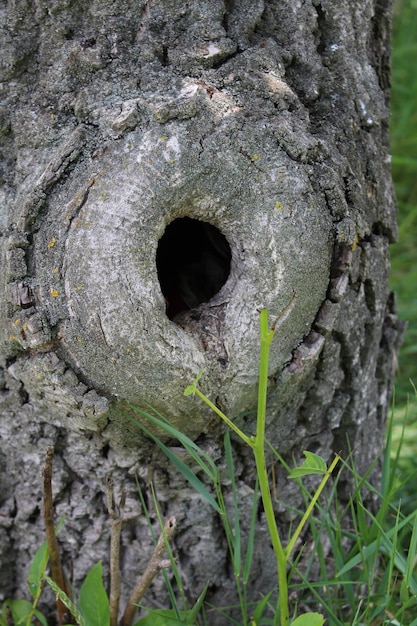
[[34, 109, 333, 436]]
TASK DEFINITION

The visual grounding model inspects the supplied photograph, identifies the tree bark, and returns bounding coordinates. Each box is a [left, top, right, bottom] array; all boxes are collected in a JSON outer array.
[[0, 0, 404, 621]]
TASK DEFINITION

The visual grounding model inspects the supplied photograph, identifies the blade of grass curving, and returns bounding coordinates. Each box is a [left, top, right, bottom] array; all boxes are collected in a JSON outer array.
[[161, 442, 221, 514], [211, 470, 247, 626], [345, 496, 369, 609], [289, 568, 344, 626], [404, 508, 417, 591], [387, 505, 402, 611], [338, 446, 385, 530], [349, 464, 371, 548], [298, 492, 336, 612], [337, 506, 417, 593], [185, 582, 209, 625], [349, 599, 365, 626], [382, 395, 397, 497], [367, 565, 394, 624], [130, 416, 221, 514], [326, 498, 355, 608], [141, 400, 221, 481], [127, 405, 217, 481], [394, 592, 417, 625], [224, 431, 241, 577]]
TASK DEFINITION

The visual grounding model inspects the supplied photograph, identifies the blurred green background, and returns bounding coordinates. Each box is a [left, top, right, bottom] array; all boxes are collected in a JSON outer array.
[[391, 0, 417, 406]]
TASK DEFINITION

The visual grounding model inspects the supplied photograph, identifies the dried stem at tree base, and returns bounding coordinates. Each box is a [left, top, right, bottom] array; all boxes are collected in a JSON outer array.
[[42, 446, 74, 625], [120, 516, 177, 626], [106, 476, 126, 626]]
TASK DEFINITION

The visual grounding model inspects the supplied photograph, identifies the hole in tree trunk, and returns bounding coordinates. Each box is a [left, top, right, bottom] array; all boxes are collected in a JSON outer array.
[[156, 217, 232, 320]]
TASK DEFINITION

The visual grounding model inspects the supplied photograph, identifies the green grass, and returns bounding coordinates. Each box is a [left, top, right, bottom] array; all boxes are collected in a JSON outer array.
[[390, 0, 417, 404], [126, 382, 417, 626], [7, 386, 417, 626]]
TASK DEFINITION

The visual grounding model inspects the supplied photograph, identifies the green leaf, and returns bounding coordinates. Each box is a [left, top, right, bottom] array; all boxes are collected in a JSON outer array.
[[0, 598, 48, 626], [2, 599, 32, 625], [27, 541, 49, 598], [28, 516, 65, 598], [134, 609, 188, 625], [288, 452, 327, 478], [291, 612, 325, 626], [78, 561, 110, 626]]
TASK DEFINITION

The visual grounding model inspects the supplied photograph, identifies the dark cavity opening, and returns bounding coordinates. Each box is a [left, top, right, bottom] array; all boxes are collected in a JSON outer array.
[[156, 217, 232, 320]]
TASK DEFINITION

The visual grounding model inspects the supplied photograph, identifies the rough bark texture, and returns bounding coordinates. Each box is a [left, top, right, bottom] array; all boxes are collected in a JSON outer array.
[[0, 0, 404, 622]]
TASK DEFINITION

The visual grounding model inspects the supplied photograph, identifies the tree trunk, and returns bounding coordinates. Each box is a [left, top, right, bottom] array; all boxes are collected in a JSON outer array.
[[0, 0, 404, 621]]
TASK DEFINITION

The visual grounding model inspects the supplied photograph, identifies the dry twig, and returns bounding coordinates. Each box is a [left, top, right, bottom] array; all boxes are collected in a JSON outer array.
[[106, 476, 126, 626], [120, 516, 177, 626], [42, 446, 74, 625]]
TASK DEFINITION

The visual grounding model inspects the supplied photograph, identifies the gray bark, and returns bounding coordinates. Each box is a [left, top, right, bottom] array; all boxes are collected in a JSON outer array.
[[0, 0, 404, 622]]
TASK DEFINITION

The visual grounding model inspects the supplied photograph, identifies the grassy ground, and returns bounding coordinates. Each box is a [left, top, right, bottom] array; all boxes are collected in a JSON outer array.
[[390, 0, 417, 404]]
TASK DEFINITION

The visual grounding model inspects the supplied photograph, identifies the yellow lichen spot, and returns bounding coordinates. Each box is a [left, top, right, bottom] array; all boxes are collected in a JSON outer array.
[[13, 319, 20, 327], [251, 154, 259, 161], [50, 289, 59, 298], [125, 347, 131, 354], [76, 284, 83, 291], [53, 267, 59, 274], [77, 337, 83, 343], [309, 204, 315, 210], [275, 201, 284, 210], [22, 322, 28, 331], [169, 158, 175, 164], [47, 237, 57, 249], [160, 136, 169, 141], [352, 234, 360, 251], [9, 335, 18, 342]]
